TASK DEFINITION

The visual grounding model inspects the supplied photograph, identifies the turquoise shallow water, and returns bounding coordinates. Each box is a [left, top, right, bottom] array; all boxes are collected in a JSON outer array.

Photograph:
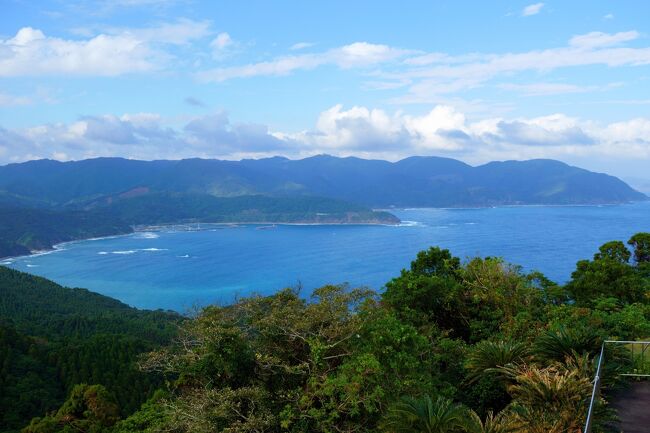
[[4, 203, 649, 311]]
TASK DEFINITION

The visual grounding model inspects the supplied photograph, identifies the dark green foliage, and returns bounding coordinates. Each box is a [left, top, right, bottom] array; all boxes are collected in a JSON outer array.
[[22, 384, 120, 433], [534, 327, 600, 363], [0, 266, 179, 343], [111, 390, 169, 433], [628, 232, 650, 264], [0, 267, 180, 432], [383, 247, 464, 332], [98, 192, 398, 226], [565, 236, 649, 306], [381, 395, 472, 433], [383, 249, 545, 342], [465, 340, 530, 382], [0, 323, 61, 433], [0, 207, 131, 259]]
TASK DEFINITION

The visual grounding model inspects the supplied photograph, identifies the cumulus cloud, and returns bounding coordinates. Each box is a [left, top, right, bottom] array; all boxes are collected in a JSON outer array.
[[0, 27, 156, 76], [0, 111, 293, 162], [522, 3, 544, 16], [283, 106, 595, 155], [2, 106, 650, 176], [211, 32, 232, 50], [0, 19, 211, 77], [209, 32, 238, 60]]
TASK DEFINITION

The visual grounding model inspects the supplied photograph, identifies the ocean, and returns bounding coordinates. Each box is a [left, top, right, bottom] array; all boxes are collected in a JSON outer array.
[[3, 203, 649, 311]]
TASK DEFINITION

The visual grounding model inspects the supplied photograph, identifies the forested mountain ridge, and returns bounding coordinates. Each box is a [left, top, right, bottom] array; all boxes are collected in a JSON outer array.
[[0, 266, 181, 433], [0, 155, 645, 207], [0, 206, 132, 258]]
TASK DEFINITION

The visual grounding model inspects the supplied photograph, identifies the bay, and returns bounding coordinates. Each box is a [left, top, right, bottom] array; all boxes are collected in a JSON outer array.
[[4, 203, 649, 311]]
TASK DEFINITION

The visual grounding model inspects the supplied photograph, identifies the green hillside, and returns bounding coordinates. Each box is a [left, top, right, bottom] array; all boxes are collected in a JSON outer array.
[[0, 266, 181, 433], [2, 233, 650, 432]]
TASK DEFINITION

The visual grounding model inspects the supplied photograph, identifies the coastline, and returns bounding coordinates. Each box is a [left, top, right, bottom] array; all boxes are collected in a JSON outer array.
[[2, 200, 647, 263], [376, 200, 648, 212], [135, 220, 400, 231], [0, 219, 400, 263]]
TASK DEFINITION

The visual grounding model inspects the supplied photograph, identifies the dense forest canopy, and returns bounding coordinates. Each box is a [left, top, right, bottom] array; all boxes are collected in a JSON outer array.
[[1, 232, 649, 432], [0, 267, 181, 432]]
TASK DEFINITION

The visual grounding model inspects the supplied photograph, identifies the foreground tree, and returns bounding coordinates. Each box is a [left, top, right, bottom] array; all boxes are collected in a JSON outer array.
[[22, 384, 120, 433], [142, 285, 439, 432], [499, 360, 594, 433], [628, 232, 650, 264], [566, 239, 647, 305]]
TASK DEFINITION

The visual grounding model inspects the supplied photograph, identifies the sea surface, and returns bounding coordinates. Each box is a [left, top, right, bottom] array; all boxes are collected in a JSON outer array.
[[4, 203, 649, 311]]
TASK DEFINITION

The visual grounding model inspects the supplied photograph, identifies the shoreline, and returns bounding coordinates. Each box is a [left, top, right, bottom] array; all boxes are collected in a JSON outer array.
[[2, 200, 647, 263], [135, 220, 399, 230], [377, 200, 647, 212], [0, 219, 400, 263]]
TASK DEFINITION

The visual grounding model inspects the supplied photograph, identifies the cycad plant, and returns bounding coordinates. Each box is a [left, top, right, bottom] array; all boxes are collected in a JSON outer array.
[[465, 340, 529, 383], [381, 395, 473, 433], [465, 410, 518, 433], [499, 361, 593, 432], [534, 327, 599, 363]]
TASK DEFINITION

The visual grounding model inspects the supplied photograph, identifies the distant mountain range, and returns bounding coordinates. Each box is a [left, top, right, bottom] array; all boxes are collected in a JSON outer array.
[[0, 155, 645, 207], [0, 155, 645, 258]]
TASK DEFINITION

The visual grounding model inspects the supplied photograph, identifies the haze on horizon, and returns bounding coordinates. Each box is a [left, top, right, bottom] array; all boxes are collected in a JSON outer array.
[[1, 0, 650, 192]]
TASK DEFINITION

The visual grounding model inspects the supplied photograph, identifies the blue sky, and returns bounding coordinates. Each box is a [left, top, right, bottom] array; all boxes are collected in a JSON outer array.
[[2, 0, 650, 190]]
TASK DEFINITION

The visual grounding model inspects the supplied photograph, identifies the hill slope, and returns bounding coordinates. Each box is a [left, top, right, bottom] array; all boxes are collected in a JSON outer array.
[[0, 155, 644, 207], [0, 266, 181, 432]]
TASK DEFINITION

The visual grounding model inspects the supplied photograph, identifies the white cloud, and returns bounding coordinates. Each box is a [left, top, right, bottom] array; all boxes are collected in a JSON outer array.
[[522, 3, 544, 17], [0, 20, 213, 77], [388, 30, 650, 103], [290, 42, 315, 51], [0, 92, 32, 106], [498, 82, 609, 96], [211, 32, 232, 50], [0, 27, 158, 76], [124, 19, 212, 45], [283, 106, 593, 154], [197, 42, 413, 82], [604, 13, 614, 20], [569, 31, 639, 48], [500, 83, 585, 96], [209, 32, 238, 60], [2, 106, 650, 180], [193, 29, 650, 103]]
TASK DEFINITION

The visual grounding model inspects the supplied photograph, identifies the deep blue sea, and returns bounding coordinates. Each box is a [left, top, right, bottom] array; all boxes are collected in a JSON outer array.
[[3, 203, 649, 311]]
